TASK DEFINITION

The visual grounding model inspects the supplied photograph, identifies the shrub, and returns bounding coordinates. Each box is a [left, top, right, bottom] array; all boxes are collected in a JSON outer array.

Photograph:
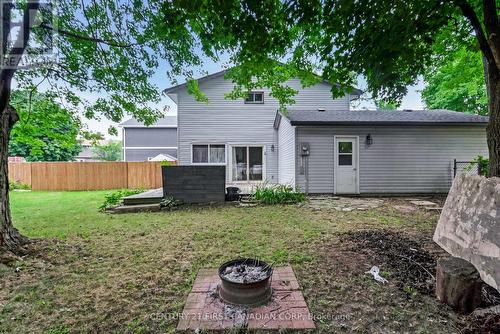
[[160, 160, 175, 166], [252, 184, 305, 205], [9, 181, 31, 190], [466, 155, 489, 176], [99, 188, 144, 211], [160, 196, 182, 210]]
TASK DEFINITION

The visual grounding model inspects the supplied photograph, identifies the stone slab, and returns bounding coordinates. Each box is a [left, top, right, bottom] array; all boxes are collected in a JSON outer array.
[[177, 266, 315, 331], [410, 200, 438, 206], [434, 174, 500, 291]]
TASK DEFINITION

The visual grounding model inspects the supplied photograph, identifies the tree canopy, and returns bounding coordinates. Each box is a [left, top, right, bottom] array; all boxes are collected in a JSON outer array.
[[91, 141, 121, 161], [422, 46, 488, 115], [8, 90, 81, 161], [421, 21, 488, 115]]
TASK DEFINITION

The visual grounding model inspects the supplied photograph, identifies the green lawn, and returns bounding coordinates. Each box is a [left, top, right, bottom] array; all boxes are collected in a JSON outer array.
[[1, 191, 462, 333]]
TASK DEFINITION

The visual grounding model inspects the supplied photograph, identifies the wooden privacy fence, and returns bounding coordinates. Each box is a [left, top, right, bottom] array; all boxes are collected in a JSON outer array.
[[8, 161, 169, 191]]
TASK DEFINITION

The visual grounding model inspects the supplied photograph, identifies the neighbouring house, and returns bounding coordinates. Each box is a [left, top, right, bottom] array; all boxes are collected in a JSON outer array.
[[148, 153, 177, 162], [8, 156, 26, 163], [75, 139, 121, 162], [119, 115, 178, 162], [164, 69, 488, 194], [75, 140, 101, 162]]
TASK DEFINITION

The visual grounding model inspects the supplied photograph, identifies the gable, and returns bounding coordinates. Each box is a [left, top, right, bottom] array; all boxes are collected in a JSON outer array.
[[164, 69, 362, 99], [171, 73, 355, 111]]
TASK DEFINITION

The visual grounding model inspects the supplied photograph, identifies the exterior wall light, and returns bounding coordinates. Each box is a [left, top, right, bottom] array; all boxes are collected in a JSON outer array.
[[366, 134, 373, 146], [271, 144, 275, 152]]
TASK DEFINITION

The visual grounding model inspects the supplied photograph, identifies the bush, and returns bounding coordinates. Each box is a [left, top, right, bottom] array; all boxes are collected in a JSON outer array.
[[252, 184, 305, 205], [9, 181, 31, 190], [99, 188, 144, 211], [160, 160, 175, 166], [466, 155, 489, 176]]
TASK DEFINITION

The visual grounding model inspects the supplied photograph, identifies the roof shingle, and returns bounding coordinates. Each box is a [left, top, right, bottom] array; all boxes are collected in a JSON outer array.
[[285, 109, 488, 125], [119, 115, 177, 127]]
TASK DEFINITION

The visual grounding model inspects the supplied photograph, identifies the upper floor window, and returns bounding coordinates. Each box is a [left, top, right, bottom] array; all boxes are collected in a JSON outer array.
[[245, 91, 264, 104]]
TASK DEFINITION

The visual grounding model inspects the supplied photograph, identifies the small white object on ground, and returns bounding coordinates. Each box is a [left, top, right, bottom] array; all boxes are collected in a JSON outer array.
[[366, 266, 388, 284]]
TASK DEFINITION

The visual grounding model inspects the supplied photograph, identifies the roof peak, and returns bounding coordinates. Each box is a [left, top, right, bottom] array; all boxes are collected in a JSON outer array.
[[164, 66, 363, 96]]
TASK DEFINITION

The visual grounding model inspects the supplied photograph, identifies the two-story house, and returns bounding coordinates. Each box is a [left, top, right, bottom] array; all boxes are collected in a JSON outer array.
[[119, 115, 178, 162], [164, 69, 489, 194]]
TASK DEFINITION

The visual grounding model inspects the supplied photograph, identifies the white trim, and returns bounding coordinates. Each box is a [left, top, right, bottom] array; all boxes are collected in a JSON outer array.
[[122, 146, 177, 149], [122, 127, 126, 161], [190, 143, 227, 165], [333, 136, 360, 194], [119, 125, 177, 128], [228, 144, 266, 183]]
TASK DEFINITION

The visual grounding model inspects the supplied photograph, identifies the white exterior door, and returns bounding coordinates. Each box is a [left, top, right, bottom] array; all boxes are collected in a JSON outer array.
[[335, 137, 359, 194]]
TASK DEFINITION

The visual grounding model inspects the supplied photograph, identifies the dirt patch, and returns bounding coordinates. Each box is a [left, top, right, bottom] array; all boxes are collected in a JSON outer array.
[[339, 230, 440, 295], [461, 312, 500, 334], [300, 231, 459, 333]]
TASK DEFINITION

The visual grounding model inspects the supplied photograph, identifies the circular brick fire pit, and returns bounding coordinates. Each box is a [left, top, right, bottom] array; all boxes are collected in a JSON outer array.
[[218, 258, 273, 306]]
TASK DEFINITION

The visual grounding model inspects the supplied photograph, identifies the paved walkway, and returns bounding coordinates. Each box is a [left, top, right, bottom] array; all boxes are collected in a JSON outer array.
[[305, 196, 384, 211]]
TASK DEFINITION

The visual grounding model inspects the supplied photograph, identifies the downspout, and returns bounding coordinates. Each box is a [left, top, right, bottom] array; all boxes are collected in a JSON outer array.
[[304, 155, 309, 195]]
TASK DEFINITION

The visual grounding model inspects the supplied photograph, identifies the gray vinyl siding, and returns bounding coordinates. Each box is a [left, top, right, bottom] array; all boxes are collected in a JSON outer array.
[[277, 117, 296, 187], [295, 125, 488, 194], [123, 148, 178, 161], [124, 128, 177, 148], [176, 75, 350, 182]]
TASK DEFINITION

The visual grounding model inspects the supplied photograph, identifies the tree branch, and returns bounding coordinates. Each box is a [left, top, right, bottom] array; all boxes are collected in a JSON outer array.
[[454, 0, 498, 71], [483, 0, 500, 67], [80, 0, 119, 84], [38, 23, 141, 48], [2, 0, 12, 56], [0, 0, 40, 113], [23, 71, 50, 124]]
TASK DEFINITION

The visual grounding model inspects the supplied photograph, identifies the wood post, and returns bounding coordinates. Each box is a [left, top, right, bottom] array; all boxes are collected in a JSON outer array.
[[436, 257, 483, 314]]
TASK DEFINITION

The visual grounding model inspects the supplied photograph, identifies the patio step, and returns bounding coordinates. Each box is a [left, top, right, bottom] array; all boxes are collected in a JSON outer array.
[[123, 188, 163, 205], [109, 203, 161, 214]]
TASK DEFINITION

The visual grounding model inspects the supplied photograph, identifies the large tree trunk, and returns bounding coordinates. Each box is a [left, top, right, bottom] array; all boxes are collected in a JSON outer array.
[[486, 66, 500, 177], [0, 104, 28, 260]]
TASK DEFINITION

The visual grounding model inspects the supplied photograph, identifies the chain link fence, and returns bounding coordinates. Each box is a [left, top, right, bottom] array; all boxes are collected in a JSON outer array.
[[453, 159, 481, 178]]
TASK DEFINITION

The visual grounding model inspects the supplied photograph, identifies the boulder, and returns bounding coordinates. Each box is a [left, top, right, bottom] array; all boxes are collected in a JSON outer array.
[[434, 174, 500, 291]]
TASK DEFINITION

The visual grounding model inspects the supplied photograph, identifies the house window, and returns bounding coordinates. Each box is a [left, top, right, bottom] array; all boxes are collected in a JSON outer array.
[[245, 92, 264, 104], [231, 146, 263, 181], [338, 141, 353, 166], [192, 144, 226, 164]]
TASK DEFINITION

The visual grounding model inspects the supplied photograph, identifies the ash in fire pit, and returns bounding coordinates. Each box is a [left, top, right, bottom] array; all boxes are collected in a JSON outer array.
[[219, 258, 273, 306], [222, 263, 270, 283]]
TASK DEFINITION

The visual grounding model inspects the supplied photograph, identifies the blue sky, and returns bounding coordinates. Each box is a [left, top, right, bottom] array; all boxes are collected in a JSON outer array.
[[83, 60, 426, 139]]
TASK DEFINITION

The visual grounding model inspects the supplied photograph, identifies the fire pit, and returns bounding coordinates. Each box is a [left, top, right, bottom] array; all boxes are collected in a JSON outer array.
[[218, 258, 273, 306]]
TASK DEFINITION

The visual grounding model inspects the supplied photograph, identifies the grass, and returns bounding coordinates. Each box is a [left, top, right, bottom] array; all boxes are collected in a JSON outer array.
[[1, 191, 462, 333]]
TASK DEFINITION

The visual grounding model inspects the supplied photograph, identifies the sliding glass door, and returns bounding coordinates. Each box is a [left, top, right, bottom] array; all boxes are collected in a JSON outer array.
[[231, 146, 264, 181]]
